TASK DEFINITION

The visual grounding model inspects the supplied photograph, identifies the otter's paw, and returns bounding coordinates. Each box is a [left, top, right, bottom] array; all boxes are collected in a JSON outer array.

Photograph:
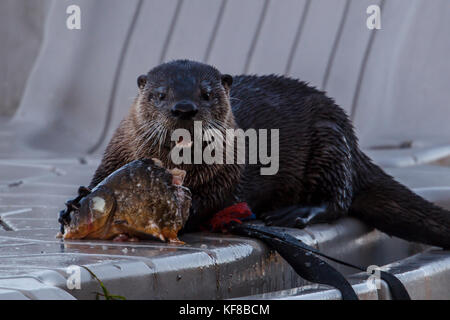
[[261, 205, 331, 228]]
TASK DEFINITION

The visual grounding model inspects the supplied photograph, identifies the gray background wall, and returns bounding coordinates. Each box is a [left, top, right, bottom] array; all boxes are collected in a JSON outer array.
[[1, 0, 449, 155], [0, 0, 51, 116]]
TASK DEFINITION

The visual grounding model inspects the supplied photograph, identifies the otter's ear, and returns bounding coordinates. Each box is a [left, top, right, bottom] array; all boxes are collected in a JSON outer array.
[[221, 74, 233, 92], [137, 74, 147, 89]]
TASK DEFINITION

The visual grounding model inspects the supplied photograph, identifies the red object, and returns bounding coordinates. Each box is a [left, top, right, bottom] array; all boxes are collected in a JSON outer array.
[[206, 202, 254, 232]]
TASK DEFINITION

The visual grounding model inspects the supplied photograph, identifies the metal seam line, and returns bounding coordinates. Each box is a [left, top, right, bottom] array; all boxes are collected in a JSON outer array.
[[159, 0, 183, 64], [284, 0, 311, 76], [204, 0, 228, 63], [243, 0, 270, 74], [350, 0, 385, 121], [321, 0, 351, 90], [88, 0, 144, 154]]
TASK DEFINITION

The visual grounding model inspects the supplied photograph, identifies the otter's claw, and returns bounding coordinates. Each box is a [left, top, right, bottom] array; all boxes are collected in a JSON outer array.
[[261, 204, 335, 228]]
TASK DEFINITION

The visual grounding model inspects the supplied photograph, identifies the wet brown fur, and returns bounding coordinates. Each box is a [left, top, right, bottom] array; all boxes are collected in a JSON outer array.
[[91, 60, 450, 248]]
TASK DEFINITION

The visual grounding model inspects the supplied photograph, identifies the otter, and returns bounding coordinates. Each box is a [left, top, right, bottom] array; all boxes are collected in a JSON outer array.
[[90, 59, 450, 248]]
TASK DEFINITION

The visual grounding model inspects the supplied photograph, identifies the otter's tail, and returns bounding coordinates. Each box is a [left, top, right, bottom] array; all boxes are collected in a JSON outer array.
[[350, 167, 450, 248]]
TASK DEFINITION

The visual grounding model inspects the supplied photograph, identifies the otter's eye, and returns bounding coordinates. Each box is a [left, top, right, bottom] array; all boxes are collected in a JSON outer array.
[[158, 92, 166, 101], [201, 91, 210, 101], [154, 87, 167, 102]]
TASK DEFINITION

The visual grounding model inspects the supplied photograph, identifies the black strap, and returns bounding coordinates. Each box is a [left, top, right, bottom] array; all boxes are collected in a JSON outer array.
[[229, 223, 410, 300], [230, 223, 358, 300], [243, 224, 411, 300]]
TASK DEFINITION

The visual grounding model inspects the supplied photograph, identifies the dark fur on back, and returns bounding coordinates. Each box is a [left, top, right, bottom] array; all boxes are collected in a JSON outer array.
[[91, 60, 450, 247]]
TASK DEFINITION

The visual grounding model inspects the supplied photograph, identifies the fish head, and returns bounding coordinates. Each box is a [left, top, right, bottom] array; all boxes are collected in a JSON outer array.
[[63, 188, 116, 239]]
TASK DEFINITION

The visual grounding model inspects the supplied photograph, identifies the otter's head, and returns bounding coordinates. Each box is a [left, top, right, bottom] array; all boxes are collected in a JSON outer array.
[[133, 60, 235, 168]]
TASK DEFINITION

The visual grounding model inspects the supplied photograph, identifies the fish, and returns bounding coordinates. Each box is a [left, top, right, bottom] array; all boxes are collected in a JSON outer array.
[[61, 158, 191, 243]]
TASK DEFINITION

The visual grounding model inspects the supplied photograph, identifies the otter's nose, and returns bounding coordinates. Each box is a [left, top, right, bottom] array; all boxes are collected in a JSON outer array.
[[171, 101, 198, 120]]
